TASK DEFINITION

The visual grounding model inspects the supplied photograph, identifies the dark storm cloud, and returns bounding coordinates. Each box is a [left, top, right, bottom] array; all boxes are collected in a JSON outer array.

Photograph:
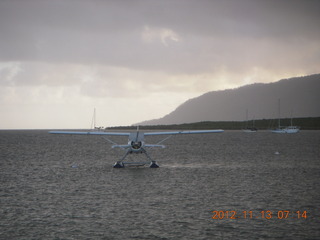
[[0, 0, 319, 75]]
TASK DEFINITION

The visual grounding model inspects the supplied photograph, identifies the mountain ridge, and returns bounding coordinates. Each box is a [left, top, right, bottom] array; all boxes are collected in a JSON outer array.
[[138, 74, 320, 125]]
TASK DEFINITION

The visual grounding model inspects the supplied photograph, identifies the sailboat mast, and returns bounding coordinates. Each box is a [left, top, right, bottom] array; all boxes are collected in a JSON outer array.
[[245, 109, 248, 129], [91, 108, 96, 130], [278, 99, 281, 128], [94, 108, 96, 129]]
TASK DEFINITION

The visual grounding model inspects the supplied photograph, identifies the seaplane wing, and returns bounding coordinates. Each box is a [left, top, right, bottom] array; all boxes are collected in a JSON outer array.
[[49, 131, 130, 136], [144, 129, 224, 136], [49, 129, 224, 136], [49, 128, 224, 168]]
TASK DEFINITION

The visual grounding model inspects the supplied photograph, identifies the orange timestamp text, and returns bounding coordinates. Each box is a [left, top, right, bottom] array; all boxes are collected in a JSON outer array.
[[211, 210, 307, 220]]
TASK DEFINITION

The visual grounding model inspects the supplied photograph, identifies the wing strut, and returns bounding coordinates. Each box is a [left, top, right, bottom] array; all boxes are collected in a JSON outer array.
[[102, 136, 118, 145], [156, 135, 173, 145]]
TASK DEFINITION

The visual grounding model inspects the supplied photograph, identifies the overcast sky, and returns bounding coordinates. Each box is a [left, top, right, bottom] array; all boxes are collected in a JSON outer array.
[[0, 0, 319, 129]]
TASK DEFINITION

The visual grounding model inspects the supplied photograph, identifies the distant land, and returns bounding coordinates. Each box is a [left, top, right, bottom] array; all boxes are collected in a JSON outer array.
[[138, 74, 320, 125], [108, 117, 320, 130]]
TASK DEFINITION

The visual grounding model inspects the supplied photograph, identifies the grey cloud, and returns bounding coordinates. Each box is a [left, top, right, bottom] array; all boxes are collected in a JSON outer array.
[[0, 0, 319, 75], [0, 62, 85, 87]]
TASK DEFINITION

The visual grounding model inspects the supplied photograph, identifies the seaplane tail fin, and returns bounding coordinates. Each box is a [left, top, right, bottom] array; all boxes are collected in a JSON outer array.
[[145, 144, 166, 148]]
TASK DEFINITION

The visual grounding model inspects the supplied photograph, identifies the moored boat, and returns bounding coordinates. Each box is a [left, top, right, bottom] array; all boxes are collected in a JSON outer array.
[[271, 99, 300, 134]]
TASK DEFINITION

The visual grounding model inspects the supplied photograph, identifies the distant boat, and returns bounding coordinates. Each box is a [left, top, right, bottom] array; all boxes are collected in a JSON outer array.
[[283, 116, 300, 133], [272, 125, 300, 134], [243, 128, 258, 133], [91, 108, 104, 131], [271, 99, 300, 134], [242, 109, 257, 133], [283, 125, 300, 133], [271, 128, 287, 134]]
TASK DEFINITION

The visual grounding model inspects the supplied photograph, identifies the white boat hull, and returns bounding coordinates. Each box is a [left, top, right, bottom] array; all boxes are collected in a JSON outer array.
[[272, 126, 300, 134], [272, 129, 287, 133], [242, 129, 257, 133], [284, 126, 300, 133]]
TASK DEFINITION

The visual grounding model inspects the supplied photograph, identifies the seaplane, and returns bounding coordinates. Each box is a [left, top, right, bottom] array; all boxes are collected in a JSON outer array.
[[49, 127, 224, 168]]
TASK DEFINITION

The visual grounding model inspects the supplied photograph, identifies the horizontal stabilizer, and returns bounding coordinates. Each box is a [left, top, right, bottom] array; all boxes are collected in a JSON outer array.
[[112, 144, 131, 149], [49, 131, 130, 136], [145, 144, 166, 148]]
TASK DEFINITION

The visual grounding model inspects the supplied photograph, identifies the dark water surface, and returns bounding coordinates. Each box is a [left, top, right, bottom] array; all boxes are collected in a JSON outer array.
[[0, 130, 319, 239]]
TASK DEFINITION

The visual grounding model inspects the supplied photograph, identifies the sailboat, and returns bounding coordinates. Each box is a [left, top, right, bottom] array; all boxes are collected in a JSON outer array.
[[283, 114, 300, 133], [91, 108, 104, 131], [271, 99, 300, 134], [242, 109, 257, 133]]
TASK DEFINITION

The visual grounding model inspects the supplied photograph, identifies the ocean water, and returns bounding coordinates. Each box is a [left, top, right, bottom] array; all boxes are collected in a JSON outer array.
[[0, 130, 319, 239]]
